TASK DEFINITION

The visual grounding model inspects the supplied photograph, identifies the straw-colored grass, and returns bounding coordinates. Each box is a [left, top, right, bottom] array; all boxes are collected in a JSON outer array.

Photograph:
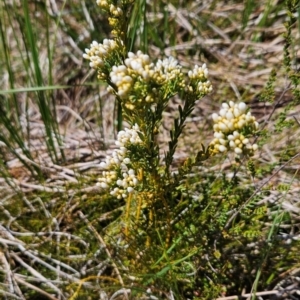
[[1, 0, 300, 299]]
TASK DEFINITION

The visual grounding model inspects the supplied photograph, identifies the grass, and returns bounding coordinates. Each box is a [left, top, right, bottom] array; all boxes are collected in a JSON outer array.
[[0, 0, 300, 299]]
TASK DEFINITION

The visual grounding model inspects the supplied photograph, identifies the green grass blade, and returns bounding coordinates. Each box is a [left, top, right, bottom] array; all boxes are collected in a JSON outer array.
[[127, 0, 147, 52], [0, 8, 21, 129], [242, 0, 255, 30], [0, 85, 70, 94], [22, 0, 64, 163]]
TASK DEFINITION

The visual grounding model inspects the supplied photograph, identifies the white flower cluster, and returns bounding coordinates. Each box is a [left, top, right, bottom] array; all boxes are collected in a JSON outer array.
[[110, 65, 133, 98], [124, 51, 152, 79], [188, 64, 213, 94], [110, 51, 152, 99], [96, 0, 123, 17], [153, 56, 182, 84], [108, 4, 123, 16], [96, 0, 109, 8], [96, 0, 133, 11], [188, 64, 208, 79], [197, 81, 213, 94], [210, 101, 259, 156], [97, 124, 141, 199], [110, 51, 184, 100], [83, 39, 118, 69]]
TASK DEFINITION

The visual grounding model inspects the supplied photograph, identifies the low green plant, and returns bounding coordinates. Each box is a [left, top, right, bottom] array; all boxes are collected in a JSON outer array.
[[79, 0, 274, 298], [1, 0, 300, 299]]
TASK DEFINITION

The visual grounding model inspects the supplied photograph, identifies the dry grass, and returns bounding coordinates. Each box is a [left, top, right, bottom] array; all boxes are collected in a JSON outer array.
[[1, 0, 299, 173], [1, 0, 300, 299]]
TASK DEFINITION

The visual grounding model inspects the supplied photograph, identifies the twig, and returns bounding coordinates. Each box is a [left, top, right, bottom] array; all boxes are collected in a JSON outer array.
[[216, 289, 279, 299], [16, 181, 65, 193], [109, 288, 131, 300], [0, 288, 23, 300], [10, 252, 64, 296], [0, 250, 15, 294], [15, 275, 60, 300], [1, 226, 82, 284]]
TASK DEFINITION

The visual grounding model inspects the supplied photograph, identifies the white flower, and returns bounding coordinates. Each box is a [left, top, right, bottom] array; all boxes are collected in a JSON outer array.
[[97, 124, 142, 199], [123, 157, 131, 164], [212, 113, 219, 122], [210, 101, 259, 156], [152, 56, 182, 83], [127, 187, 134, 193], [83, 39, 119, 70], [188, 64, 209, 80], [128, 169, 135, 175], [100, 162, 107, 168], [99, 182, 108, 189], [110, 65, 133, 99], [219, 145, 227, 152], [234, 147, 243, 154]]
